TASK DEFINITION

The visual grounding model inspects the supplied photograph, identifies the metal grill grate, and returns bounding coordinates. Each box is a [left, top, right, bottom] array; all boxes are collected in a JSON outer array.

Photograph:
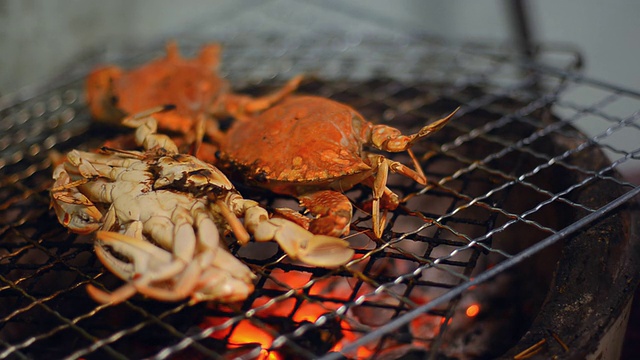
[[1, 34, 639, 359]]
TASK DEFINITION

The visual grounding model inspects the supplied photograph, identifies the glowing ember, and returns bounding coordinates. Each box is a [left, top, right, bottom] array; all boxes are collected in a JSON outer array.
[[263, 268, 312, 290], [466, 304, 480, 318], [199, 316, 278, 359], [228, 321, 273, 349], [329, 320, 375, 358], [198, 261, 453, 358], [293, 303, 331, 323]]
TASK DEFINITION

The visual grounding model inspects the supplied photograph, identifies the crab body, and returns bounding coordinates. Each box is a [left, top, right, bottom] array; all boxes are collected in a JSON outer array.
[[223, 96, 373, 195], [50, 109, 354, 304], [86, 42, 301, 146], [218, 96, 456, 238]]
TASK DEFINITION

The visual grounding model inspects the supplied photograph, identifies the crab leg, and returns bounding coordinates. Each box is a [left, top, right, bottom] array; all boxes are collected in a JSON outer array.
[[271, 191, 354, 238], [365, 154, 424, 238], [298, 190, 352, 238], [89, 227, 253, 304], [237, 200, 354, 267], [94, 231, 173, 277], [207, 246, 256, 283], [215, 198, 251, 245], [121, 105, 180, 153], [370, 155, 389, 239], [217, 75, 304, 122], [201, 75, 303, 147], [369, 108, 458, 152], [406, 148, 426, 183], [86, 282, 138, 305], [87, 206, 200, 304]]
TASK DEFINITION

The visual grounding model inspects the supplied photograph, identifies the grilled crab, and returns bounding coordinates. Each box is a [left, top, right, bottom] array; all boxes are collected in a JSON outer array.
[[86, 41, 302, 148], [216, 96, 457, 238], [50, 107, 354, 304]]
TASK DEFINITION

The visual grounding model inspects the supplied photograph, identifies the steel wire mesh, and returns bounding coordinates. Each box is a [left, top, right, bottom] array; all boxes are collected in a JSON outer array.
[[0, 34, 639, 359]]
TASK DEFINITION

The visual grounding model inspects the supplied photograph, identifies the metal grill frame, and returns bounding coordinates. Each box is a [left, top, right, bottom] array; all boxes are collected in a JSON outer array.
[[1, 32, 639, 360]]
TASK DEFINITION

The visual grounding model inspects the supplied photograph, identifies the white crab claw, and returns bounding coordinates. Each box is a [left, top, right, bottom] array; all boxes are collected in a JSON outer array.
[[50, 191, 103, 234], [254, 218, 354, 268], [91, 228, 256, 304], [190, 268, 255, 304], [296, 235, 355, 268], [51, 163, 103, 234]]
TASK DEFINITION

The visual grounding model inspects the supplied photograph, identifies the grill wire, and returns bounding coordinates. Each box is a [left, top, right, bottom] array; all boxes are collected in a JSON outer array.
[[1, 34, 639, 359]]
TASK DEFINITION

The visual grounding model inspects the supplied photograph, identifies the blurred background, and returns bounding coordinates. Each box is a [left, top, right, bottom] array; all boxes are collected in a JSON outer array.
[[1, 0, 639, 179], [1, 1, 639, 95]]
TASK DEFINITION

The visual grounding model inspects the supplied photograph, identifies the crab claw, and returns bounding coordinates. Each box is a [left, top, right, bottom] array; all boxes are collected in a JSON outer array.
[[370, 108, 458, 152], [253, 218, 354, 268], [88, 229, 256, 304], [88, 231, 187, 304], [50, 192, 103, 234], [297, 235, 356, 268], [50, 164, 103, 234], [51, 164, 103, 234], [188, 268, 255, 304]]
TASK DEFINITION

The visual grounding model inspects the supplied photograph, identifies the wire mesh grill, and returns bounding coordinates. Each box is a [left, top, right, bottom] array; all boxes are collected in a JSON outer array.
[[1, 34, 639, 359]]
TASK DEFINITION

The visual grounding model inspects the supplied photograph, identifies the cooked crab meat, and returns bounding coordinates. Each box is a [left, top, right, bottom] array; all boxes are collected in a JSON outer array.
[[50, 108, 354, 304], [216, 96, 457, 238], [86, 41, 302, 149]]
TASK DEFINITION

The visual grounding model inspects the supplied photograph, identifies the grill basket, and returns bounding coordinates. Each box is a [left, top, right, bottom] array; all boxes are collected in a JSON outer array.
[[1, 34, 639, 360]]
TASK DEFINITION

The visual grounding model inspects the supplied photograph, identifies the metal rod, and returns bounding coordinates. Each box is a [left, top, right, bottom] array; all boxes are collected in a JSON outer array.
[[505, 0, 536, 59]]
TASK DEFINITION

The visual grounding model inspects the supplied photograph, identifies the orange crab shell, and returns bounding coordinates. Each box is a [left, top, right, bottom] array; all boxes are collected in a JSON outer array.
[[86, 42, 226, 134], [220, 95, 376, 195]]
